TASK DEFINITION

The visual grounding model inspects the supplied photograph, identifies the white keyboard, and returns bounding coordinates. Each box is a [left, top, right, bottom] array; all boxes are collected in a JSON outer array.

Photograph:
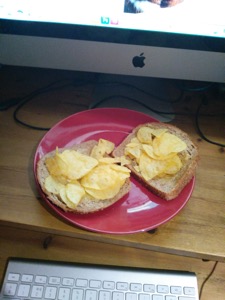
[[0, 258, 199, 300]]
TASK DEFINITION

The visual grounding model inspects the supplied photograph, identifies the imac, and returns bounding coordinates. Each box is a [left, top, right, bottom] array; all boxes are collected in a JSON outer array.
[[0, 0, 225, 119]]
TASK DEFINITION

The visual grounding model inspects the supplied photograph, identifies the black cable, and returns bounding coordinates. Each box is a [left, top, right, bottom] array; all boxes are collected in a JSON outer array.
[[13, 90, 225, 135], [89, 94, 225, 117], [0, 80, 66, 111], [13, 82, 72, 130], [12, 78, 91, 130], [12, 78, 183, 130], [199, 261, 218, 299], [90, 93, 225, 148], [5, 77, 225, 145], [195, 95, 225, 147], [175, 81, 215, 93], [89, 94, 178, 114], [92, 80, 185, 104], [93, 78, 215, 106]]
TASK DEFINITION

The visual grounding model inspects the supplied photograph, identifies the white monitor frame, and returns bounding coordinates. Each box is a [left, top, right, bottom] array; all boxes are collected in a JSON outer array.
[[0, 19, 225, 83]]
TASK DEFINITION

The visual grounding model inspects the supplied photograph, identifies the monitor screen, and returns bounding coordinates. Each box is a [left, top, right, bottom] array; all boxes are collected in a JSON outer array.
[[0, 0, 225, 83]]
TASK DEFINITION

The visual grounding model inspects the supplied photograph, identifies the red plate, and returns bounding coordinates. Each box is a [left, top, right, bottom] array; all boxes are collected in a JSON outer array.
[[34, 108, 195, 234]]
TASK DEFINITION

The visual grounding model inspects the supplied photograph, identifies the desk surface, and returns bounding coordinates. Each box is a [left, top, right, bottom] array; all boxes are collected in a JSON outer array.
[[0, 67, 224, 262]]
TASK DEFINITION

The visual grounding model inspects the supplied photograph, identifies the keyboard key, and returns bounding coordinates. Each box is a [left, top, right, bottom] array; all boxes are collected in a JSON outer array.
[[62, 277, 74, 286], [126, 292, 138, 300], [49, 276, 61, 285], [104, 281, 115, 290], [21, 274, 33, 282], [45, 286, 57, 299], [76, 278, 88, 287], [143, 284, 155, 293], [165, 296, 177, 300], [72, 289, 84, 300], [99, 290, 111, 300], [3, 283, 17, 296], [139, 293, 150, 300], [31, 285, 44, 298], [17, 284, 30, 297], [90, 280, 102, 289], [152, 295, 163, 300], [8, 273, 20, 281], [86, 289, 98, 300], [171, 286, 182, 294], [113, 291, 124, 300], [179, 297, 196, 300], [184, 287, 196, 296], [58, 287, 70, 300], [35, 275, 47, 284], [157, 285, 169, 294], [117, 282, 129, 290], [130, 283, 142, 292]]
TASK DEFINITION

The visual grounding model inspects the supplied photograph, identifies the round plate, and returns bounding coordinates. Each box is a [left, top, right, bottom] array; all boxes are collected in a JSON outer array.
[[34, 108, 194, 234]]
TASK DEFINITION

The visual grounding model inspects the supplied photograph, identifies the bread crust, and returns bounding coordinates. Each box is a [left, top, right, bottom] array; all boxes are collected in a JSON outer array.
[[36, 140, 130, 213], [112, 122, 199, 200]]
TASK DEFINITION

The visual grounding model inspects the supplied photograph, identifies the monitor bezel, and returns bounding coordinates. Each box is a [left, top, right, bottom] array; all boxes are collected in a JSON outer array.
[[1, 19, 224, 53]]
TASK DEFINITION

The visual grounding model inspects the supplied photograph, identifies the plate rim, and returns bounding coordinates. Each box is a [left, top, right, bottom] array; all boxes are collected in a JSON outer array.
[[34, 107, 195, 234]]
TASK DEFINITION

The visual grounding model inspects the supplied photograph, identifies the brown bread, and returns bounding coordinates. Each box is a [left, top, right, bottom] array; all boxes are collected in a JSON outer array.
[[112, 123, 199, 200], [36, 140, 130, 213]]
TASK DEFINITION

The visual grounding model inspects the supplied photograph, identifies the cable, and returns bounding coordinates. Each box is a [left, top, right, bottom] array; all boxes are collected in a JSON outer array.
[[93, 79, 214, 106], [195, 95, 225, 147], [12, 78, 184, 130], [90, 92, 225, 148], [199, 261, 218, 299], [89, 94, 225, 117], [92, 80, 185, 104], [89, 94, 179, 113], [13, 83, 72, 130], [12, 78, 91, 130], [175, 80, 215, 93], [4, 77, 225, 146]]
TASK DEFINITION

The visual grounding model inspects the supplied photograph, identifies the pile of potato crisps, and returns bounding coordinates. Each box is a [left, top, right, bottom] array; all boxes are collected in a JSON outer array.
[[125, 127, 187, 181], [44, 139, 130, 209]]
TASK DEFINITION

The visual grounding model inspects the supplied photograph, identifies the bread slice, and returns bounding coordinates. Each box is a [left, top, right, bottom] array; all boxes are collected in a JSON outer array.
[[112, 123, 199, 200], [36, 140, 130, 213]]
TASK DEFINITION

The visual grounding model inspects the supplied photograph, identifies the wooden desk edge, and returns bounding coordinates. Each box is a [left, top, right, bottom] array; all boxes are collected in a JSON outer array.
[[1, 221, 224, 263]]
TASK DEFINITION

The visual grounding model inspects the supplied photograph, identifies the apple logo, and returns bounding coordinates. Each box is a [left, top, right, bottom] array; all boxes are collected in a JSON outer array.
[[132, 53, 146, 68]]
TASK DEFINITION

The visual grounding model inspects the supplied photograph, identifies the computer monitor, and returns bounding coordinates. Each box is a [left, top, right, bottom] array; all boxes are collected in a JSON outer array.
[[0, 0, 224, 83]]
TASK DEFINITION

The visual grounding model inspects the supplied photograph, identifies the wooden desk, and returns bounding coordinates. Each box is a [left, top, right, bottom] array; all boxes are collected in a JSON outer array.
[[1, 226, 225, 300], [0, 66, 224, 262]]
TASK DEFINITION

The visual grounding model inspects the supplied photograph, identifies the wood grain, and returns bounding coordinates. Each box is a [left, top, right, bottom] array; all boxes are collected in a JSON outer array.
[[0, 66, 224, 263], [0, 226, 225, 300]]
